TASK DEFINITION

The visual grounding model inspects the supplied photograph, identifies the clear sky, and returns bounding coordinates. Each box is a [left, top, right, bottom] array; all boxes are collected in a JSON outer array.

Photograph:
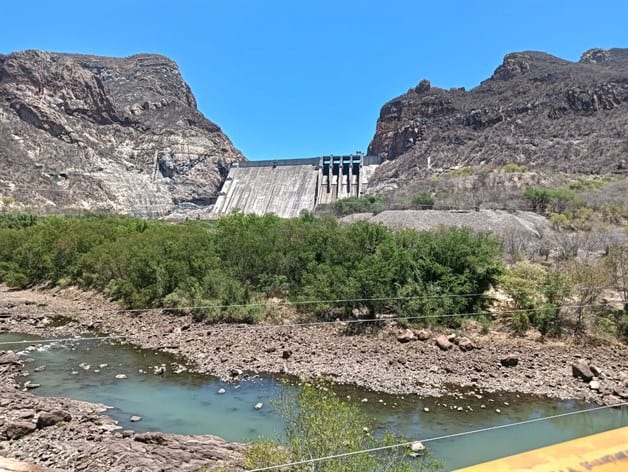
[[2, 1, 627, 160]]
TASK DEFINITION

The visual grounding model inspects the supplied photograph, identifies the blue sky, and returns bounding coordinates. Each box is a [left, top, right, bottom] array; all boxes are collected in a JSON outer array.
[[2, 1, 627, 160]]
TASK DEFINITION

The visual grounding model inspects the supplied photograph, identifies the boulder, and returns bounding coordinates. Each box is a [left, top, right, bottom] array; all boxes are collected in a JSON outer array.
[[5, 421, 36, 439], [415, 329, 431, 341], [397, 329, 416, 343], [500, 356, 519, 367], [457, 337, 475, 352], [589, 380, 600, 390], [590, 365, 603, 377], [572, 360, 594, 382], [134, 432, 166, 444], [130, 415, 142, 422], [0, 351, 21, 365], [36, 410, 72, 428], [435, 335, 453, 351]]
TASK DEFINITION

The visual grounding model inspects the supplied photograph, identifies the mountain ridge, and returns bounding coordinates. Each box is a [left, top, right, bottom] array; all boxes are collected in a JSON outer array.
[[0, 49, 243, 216], [367, 48, 628, 188]]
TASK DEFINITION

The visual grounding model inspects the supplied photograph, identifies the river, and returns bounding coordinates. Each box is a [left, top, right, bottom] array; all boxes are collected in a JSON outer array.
[[2, 333, 626, 470]]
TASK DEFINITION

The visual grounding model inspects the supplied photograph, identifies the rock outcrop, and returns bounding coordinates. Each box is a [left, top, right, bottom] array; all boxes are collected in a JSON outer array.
[[0, 50, 244, 216], [368, 48, 628, 186]]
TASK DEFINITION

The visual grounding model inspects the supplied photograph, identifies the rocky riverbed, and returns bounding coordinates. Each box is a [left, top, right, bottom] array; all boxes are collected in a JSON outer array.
[[1, 285, 627, 470]]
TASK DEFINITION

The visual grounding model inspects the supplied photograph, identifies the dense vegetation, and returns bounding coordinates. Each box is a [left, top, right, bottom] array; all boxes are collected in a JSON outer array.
[[0, 213, 503, 325]]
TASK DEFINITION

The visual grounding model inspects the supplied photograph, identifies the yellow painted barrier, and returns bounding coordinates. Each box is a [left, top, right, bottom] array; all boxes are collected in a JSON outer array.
[[454, 426, 628, 472]]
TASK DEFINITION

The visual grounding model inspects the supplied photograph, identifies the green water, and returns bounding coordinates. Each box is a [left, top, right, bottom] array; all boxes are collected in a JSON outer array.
[[2, 333, 626, 470]]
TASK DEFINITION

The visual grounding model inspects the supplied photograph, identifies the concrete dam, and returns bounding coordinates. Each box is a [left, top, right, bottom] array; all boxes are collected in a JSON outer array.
[[212, 155, 380, 218]]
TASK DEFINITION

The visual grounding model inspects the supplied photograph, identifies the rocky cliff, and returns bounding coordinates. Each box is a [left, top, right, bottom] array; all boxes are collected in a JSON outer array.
[[0, 50, 243, 216], [368, 48, 628, 187]]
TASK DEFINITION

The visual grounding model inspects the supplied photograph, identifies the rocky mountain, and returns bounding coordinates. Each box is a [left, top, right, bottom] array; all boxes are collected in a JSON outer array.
[[368, 48, 628, 187], [0, 50, 243, 216]]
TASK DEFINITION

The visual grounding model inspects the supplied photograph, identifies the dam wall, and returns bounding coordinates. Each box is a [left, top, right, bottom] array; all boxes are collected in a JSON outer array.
[[212, 155, 380, 218]]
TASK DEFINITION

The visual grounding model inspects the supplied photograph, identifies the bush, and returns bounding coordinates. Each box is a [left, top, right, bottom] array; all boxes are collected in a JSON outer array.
[[246, 382, 440, 471], [502, 163, 528, 173], [411, 192, 435, 209], [523, 186, 579, 214], [318, 195, 389, 216]]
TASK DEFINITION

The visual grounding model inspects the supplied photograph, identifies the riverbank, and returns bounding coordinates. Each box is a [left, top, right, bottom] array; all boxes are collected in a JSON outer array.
[[1, 285, 627, 470], [2, 285, 626, 402]]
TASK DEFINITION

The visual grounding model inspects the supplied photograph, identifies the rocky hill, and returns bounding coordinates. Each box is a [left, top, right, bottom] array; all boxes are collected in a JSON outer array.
[[0, 50, 243, 216], [368, 48, 628, 188]]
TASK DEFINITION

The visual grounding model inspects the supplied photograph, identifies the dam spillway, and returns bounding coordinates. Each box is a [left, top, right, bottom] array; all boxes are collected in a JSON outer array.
[[212, 155, 380, 218]]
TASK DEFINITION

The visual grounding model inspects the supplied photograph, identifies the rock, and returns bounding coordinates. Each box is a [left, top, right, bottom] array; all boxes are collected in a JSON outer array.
[[572, 360, 594, 382], [447, 334, 456, 342], [397, 329, 416, 343], [115, 374, 127, 379], [435, 335, 453, 351], [500, 356, 519, 367], [17, 410, 35, 420], [37, 410, 72, 428], [130, 415, 142, 422], [415, 79, 431, 94], [254, 403, 263, 410], [153, 365, 166, 375], [415, 329, 431, 341], [23, 382, 40, 390], [457, 337, 475, 352], [0, 351, 21, 365], [281, 350, 292, 359], [134, 432, 166, 444], [495, 408, 501, 414], [602, 394, 623, 406], [217, 388, 226, 394], [423, 407, 430, 413], [410, 441, 425, 456], [590, 365, 603, 377], [229, 368, 243, 378], [589, 380, 600, 390], [5, 421, 37, 439]]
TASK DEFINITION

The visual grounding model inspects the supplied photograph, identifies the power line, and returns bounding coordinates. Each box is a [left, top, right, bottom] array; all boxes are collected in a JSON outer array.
[[2, 286, 620, 318], [248, 402, 628, 471], [0, 302, 612, 346]]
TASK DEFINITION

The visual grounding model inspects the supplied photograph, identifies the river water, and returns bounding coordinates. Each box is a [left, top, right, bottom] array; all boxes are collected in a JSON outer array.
[[2, 333, 626, 470]]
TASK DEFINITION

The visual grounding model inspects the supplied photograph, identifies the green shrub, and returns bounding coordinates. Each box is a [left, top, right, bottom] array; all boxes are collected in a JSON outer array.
[[246, 382, 438, 471], [502, 163, 528, 173], [411, 191, 435, 209], [510, 311, 530, 335], [523, 186, 579, 214]]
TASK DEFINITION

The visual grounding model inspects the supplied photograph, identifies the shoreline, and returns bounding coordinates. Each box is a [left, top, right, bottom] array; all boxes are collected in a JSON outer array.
[[2, 285, 626, 402]]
